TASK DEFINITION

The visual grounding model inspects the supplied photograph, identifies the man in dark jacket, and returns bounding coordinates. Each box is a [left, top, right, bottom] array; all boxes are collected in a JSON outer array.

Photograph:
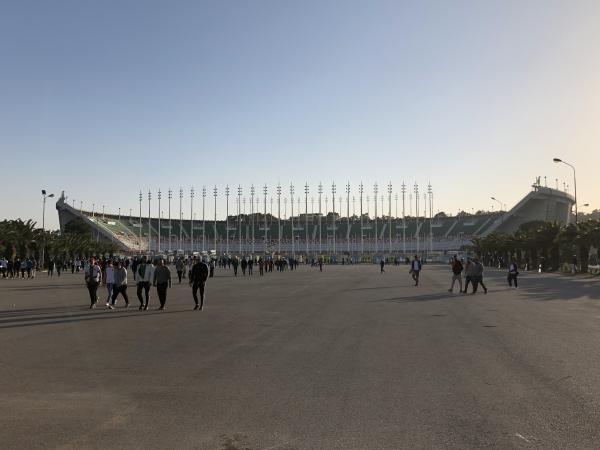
[[189, 256, 209, 310]]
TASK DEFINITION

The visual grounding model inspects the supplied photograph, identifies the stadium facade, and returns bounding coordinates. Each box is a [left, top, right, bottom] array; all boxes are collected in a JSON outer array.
[[56, 183, 574, 258]]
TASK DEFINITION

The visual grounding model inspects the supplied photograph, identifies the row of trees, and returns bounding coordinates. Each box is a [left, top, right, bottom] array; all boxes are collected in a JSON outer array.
[[0, 219, 119, 264], [472, 219, 600, 271]]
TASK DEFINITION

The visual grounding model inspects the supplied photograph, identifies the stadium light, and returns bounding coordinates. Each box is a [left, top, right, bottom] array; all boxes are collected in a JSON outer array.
[[553, 157, 578, 223]]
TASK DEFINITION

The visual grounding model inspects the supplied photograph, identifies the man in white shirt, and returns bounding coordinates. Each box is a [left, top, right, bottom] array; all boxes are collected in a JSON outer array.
[[0, 257, 7, 278], [84, 257, 102, 309], [410, 255, 422, 286], [136, 256, 155, 310], [104, 260, 115, 307]]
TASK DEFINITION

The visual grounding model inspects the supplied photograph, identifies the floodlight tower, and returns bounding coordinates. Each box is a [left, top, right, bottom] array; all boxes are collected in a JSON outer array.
[[305, 183, 309, 257], [401, 183, 406, 257], [225, 185, 230, 255], [202, 186, 206, 252], [359, 182, 364, 258], [373, 183, 378, 255], [190, 187, 195, 254], [318, 183, 323, 255], [332, 182, 337, 257], [263, 184, 268, 253], [277, 183, 282, 255], [168, 189, 172, 253], [179, 188, 183, 254], [237, 185, 242, 255], [139, 191, 143, 252], [414, 183, 419, 255], [251, 185, 255, 255], [147, 190, 152, 252], [346, 182, 351, 256], [388, 182, 392, 255], [290, 183, 295, 258], [213, 186, 218, 252], [158, 189, 162, 253]]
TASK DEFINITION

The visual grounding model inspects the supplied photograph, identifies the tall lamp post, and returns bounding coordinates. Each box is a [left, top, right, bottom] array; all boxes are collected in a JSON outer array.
[[40, 190, 54, 269], [331, 183, 337, 257], [491, 196, 503, 224], [346, 182, 351, 256], [553, 158, 578, 224]]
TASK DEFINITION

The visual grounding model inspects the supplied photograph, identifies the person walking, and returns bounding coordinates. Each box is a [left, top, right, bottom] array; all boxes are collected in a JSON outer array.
[[104, 259, 115, 307], [380, 259, 385, 273], [473, 258, 488, 294], [241, 258, 247, 276], [84, 257, 102, 309], [136, 256, 154, 310], [232, 258, 239, 276], [258, 257, 264, 276], [410, 255, 421, 286], [462, 258, 476, 293], [175, 258, 185, 284], [111, 260, 129, 308], [153, 259, 172, 310], [189, 256, 209, 310], [448, 255, 463, 293], [508, 260, 519, 288]]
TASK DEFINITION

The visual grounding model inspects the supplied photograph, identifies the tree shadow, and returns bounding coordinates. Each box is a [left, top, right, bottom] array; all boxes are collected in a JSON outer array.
[[367, 292, 457, 304], [508, 273, 600, 302], [0, 307, 187, 329]]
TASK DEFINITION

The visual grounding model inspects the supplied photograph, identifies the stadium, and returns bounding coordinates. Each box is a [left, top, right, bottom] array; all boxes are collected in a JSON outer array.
[[55, 181, 575, 260]]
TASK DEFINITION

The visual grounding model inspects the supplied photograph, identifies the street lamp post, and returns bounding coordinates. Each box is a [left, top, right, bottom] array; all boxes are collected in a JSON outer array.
[[553, 158, 578, 224], [331, 183, 337, 257], [414, 183, 419, 255], [40, 190, 54, 269]]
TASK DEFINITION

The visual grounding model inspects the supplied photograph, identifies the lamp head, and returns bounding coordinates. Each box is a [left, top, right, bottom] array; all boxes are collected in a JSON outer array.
[[48, 194, 55, 198], [41, 189, 46, 195], [553, 158, 562, 163]]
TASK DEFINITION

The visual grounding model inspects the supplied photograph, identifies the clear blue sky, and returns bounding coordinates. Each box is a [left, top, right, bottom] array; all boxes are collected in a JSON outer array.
[[1, 0, 599, 229]]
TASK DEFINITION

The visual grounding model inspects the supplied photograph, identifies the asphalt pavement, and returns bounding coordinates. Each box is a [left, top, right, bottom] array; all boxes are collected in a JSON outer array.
[[1, 264, 600, 449]]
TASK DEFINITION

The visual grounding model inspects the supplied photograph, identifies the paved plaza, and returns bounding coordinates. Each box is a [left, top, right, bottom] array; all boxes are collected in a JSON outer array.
[[1, 265, 600, 449]]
